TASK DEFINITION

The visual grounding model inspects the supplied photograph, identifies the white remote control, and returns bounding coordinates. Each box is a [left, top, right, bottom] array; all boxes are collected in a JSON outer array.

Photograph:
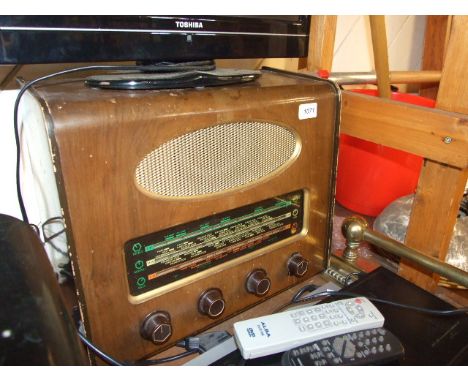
[[233, 297, 385, 359]]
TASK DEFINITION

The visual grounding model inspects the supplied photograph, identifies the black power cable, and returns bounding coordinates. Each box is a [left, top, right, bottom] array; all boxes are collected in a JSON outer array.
[[77, 330, 198, 366], [292, 289, 468, 316], [77, 331, 126, 366]]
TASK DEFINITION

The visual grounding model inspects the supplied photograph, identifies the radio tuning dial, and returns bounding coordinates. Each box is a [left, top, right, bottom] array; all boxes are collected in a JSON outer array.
[[198, 288, 226, 319], [140, 311, 172, 344], [246, 269, 271, 296], [287, 253, 309, 277]]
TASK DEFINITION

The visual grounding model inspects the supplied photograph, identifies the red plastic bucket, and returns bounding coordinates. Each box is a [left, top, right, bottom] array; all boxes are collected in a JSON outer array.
[[335, 89, 436, 217]]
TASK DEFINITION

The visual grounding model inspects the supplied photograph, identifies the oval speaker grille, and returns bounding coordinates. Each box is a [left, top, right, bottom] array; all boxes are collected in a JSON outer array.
[[135, 121, 299, 198]]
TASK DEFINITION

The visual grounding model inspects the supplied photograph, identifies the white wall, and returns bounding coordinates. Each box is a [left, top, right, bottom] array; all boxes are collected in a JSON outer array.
[[218, 16, 428, 75], [332, 15, 427, 72]]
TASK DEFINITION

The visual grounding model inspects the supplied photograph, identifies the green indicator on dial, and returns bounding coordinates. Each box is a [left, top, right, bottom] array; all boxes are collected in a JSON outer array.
[[164, 234, 175, 241], [145, 244, 156, 252], [132, 243, 143, 255], [275, 200, 291, 207], [136, 277, 146, 287], [135, 260, 145, 270]]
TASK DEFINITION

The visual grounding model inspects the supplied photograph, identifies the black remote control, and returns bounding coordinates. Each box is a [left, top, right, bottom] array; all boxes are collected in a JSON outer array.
[[281, 327, 404, 366]]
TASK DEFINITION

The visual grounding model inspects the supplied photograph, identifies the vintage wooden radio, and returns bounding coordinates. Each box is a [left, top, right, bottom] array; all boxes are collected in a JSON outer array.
[[21, 68, 340, 362]]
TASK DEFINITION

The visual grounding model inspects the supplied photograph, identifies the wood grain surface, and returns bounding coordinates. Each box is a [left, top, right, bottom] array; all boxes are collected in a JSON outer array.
[[32, 70, 340, 362]]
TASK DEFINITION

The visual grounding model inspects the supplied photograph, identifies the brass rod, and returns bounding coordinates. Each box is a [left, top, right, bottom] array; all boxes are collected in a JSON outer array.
[[328, 71, 441, 85], [363, 229, 468, 288]]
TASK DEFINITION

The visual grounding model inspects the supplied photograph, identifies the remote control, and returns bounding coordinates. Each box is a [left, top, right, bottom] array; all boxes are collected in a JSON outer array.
[[281, 327, 404, 366], [233, 297, 385, 359]]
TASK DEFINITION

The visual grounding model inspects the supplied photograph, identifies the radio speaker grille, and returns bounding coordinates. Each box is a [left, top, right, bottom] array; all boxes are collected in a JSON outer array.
[[135, 121, 299, 198]]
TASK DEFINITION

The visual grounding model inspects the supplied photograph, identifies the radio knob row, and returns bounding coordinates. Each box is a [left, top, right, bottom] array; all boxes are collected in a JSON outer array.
[[140, 253, 309, 344]]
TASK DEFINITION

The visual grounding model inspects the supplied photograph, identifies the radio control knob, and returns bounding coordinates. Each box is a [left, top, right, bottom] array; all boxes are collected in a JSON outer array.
[[140, 311, 172, 344], [246, 269, 271, 296], [198, 288, 225, 318], [287, 253, 309, 277]]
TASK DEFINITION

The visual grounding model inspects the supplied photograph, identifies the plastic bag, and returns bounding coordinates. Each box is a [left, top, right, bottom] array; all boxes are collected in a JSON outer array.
[[374, 194, 468, 273]]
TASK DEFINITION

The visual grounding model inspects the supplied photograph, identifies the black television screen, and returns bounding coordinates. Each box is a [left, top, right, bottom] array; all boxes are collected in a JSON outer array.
[[0, 15, 310, 64]]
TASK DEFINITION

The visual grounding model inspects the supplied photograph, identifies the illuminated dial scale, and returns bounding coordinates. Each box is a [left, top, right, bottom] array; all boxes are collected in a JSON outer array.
[[124, 190, 304, 296]]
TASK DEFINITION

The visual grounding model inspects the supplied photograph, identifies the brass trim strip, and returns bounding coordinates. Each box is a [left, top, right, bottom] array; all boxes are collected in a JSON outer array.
[[341, 216, 468, 288]]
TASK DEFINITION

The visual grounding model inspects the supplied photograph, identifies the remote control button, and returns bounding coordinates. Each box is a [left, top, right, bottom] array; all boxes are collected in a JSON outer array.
[[344, 342, 356, 358], [332, 338, 344, 353]]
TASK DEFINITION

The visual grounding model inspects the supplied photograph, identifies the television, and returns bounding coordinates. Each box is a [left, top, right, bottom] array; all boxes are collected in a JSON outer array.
[[0, 15, 310, 64]]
